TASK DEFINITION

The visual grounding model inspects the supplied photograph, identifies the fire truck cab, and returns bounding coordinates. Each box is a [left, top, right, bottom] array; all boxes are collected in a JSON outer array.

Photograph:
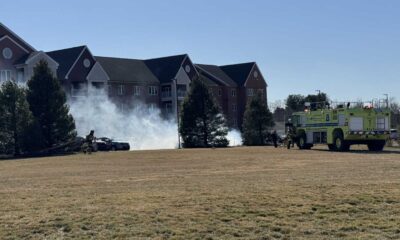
[[291, 101, 391, 151]]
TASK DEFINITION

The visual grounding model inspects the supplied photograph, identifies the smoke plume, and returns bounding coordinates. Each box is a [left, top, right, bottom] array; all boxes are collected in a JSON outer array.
[[69, 92, 242, 150]]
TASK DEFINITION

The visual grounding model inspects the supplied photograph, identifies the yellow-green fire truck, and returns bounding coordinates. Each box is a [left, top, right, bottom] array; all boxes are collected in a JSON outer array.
[[290, 102, 391, 151]]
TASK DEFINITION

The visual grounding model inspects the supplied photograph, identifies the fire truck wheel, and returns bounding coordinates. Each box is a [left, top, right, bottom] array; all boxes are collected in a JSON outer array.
[[297, 132, 308, 149], [333, 130, 350, 151], [367, 141, 385, 151]]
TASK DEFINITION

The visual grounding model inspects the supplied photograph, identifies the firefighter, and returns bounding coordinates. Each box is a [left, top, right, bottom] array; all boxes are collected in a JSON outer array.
[[286, 120, 296, 149], [271, 130, 278, 148], [83, 130, 95, 154], [288, 126, 296, 149]]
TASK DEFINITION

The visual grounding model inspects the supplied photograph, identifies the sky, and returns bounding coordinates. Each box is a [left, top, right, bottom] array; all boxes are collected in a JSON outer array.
[[2, 0, 399, 103]]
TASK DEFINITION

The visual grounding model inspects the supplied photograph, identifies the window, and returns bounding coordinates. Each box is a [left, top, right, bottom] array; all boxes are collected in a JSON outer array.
[[149, 103, 158, 111], [232, 104, 237, 112], [218, 89, 222, 96], [119, 103, 126, 113], [231, 89, 236, 97], [17, 69, 24, 83], [161, 86, 171, 98], [134, 86, 141, 96], [148, 86, 158, 96], [118, 85, 124, 95], [233, 119, 238, 127], [0, 70, 12, 82], [164, 102, 173, 114], [71, 82, 87, 97], [177, 85, 187, 97], [247, 88, 255, 97]]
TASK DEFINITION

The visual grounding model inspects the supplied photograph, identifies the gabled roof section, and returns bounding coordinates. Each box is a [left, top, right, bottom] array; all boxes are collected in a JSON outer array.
[[15, 51, 59, 66], [95, 56, 159, 84], [46, 46, 86, 80], [195, 64, 237, 87], [14, 51, 41, 65], [144, 54, 187, 83], [0, 22, 36, 52], [220, 62, 256, 86]]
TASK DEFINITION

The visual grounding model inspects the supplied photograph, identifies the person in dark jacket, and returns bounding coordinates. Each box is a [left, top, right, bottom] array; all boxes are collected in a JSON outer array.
[[82, 130, 95, 154], [271, 130, 278, 148]]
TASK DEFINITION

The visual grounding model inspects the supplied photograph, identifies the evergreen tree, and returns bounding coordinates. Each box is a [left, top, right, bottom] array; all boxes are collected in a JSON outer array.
[[26, 60, 76, 148], [179, 77, 229, 148], [242, 92, 274, 146], [0, 81, 36, 155]]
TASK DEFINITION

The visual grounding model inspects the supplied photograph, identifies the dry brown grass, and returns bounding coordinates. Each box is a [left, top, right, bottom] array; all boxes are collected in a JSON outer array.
[[1, 146, 400, 239]]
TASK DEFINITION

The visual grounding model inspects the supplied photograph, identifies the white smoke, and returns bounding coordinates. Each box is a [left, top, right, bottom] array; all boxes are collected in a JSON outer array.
[[69, 93, 178, 150], [68, 91, 242, 150], [227, 129, 242, 146]]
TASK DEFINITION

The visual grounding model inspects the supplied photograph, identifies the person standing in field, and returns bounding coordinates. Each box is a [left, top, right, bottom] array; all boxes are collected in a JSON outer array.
[[271, 130, 278, 148], [83, 130, 95, 154]]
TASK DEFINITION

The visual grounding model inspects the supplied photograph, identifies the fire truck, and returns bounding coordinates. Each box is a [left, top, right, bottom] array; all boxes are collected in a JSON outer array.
[[290, 101, 391, 151]]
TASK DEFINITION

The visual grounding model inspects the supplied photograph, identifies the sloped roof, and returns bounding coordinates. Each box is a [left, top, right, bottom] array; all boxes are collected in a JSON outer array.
[[220, 62, 255, 86], [144, 54, 187, 83], [46, 46, 86, 80], [199, 74, 219, 87], [14, 51, 41, 65], [0, 22, 36, 52], [95, 56, 159, 84], [195, 64, 237, 87]]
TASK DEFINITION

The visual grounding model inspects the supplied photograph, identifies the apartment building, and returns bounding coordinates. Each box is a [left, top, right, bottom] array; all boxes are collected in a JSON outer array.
[[0, 22, 268, 130]]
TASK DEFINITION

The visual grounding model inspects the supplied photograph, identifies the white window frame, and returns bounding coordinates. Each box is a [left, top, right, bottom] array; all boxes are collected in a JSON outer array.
[[0, 70, 12, 82], [149, 103, 158, 111], [232, 104, 237, 112], [118, 85, 124, 95], [231, 89, 236, 97], [133, 86, 141, 96], [148, 86, 158, 96]]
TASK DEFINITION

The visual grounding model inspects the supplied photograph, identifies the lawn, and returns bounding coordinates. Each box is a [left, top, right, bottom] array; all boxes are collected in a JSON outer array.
[[0, 146, 400, 239]]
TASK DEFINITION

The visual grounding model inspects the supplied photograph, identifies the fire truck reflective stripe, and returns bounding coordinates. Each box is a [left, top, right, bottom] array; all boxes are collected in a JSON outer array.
[[305, 123, 339, 127]]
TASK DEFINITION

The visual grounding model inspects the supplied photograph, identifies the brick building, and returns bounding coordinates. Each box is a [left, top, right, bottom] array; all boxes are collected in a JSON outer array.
[[0, 22, 268, 130]]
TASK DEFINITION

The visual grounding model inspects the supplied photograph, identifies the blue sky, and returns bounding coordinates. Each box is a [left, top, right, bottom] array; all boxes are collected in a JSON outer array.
[[2, 0, 399, 103]]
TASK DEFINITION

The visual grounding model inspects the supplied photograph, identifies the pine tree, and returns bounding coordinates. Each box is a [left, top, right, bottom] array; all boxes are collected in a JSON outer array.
[[0, 81, 36, 155], [242, 92, 274, 146], [179, 77, 229, 148], [26, 60, 76, 148]]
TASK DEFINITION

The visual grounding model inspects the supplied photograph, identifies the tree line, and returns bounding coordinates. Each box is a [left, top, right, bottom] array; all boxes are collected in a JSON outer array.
[[0, 61, 76, 156]]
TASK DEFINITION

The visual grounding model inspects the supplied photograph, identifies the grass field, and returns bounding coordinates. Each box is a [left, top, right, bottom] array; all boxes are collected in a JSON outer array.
[[1, 146, 400, 239]]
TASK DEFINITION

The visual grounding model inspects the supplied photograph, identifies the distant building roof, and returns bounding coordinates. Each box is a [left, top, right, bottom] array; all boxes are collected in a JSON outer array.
[[220, 62, 255, 86], [47, 46, 86, 80], [195, 64, 237, 87], [95, 56, 159, 84], [144, 54, 187, 83]]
